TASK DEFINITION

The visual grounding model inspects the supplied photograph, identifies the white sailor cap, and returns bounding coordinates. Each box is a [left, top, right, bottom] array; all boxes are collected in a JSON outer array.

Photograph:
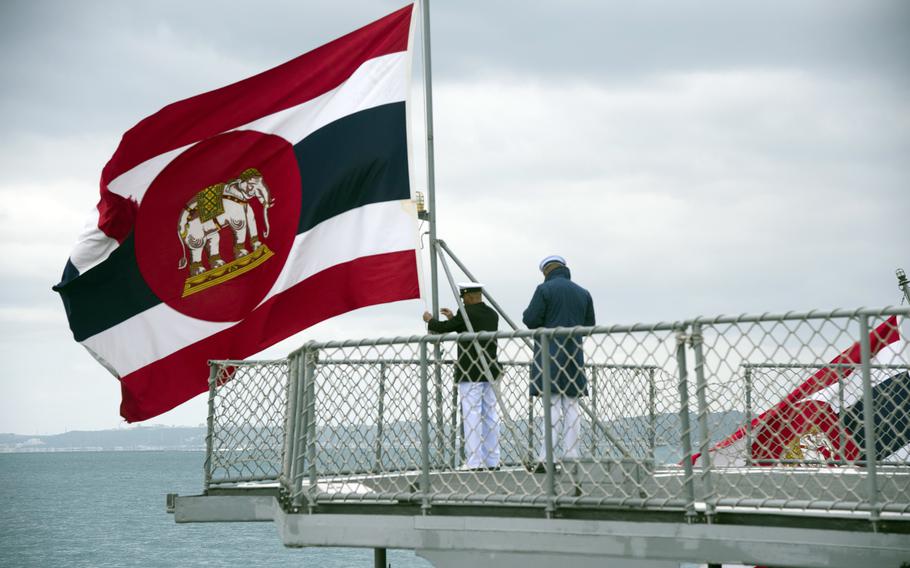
[[538, 255, 567, 272], [457, 282, 484, 295]]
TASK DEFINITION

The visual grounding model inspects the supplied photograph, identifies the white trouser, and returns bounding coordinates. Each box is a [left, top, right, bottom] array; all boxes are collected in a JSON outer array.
[[537, 395, 581, 461], [458, 381, 500, 468]]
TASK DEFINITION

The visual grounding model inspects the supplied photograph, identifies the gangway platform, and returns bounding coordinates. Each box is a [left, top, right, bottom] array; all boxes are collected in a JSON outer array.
[[169, 307, 910, 567]]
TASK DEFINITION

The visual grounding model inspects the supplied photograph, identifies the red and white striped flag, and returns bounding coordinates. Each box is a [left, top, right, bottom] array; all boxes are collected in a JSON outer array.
[[54, 5, 421, 421], [694, 316, 902, 467]]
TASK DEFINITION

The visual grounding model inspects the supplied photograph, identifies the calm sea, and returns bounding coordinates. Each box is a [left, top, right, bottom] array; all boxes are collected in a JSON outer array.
[[0, 451, 432, 568]]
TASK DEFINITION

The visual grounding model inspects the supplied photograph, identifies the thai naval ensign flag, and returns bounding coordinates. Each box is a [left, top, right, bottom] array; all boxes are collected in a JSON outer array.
[[53, 5, 421, 422], [693, 316, 907, 467]]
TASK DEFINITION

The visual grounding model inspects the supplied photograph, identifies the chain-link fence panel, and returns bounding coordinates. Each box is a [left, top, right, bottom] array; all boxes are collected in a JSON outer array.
[[306, 341, 427, 502], [281, 324, 699, 511], [555, 325, 695, 510], [205, 359, 289, 487], [694, 310, 909, 516], [206, 306, 908, 522]]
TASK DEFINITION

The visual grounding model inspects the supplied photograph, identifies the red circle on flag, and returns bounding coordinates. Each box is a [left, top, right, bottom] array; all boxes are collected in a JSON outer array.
[[135, 130, 301, 322]]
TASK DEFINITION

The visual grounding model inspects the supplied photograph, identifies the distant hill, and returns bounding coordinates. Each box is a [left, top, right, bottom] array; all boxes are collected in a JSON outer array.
[[0, 410, 749, 457], [0, 426, 206, 452]]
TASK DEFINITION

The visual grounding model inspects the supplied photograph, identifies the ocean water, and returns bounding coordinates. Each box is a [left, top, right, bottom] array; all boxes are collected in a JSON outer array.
[[0, 451, 432, 568]]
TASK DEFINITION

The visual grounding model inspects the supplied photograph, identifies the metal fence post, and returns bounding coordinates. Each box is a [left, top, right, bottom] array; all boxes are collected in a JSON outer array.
[[675, 326, 698, 522], [451, 371, 459, 469], [420, 340, 432, 512], [859, 315, 880, 526], [374, 361, 386, 473], [440, 345, 456, 468], [648, 368, 656, 464], [527, 363, 536, 465], [434, 355, 445, 469], [589, 365, 598, 455], [744, 366, 753, 468], [836, 365, 847, 465], [691, 323, 715, 522], [457, 380, 466, 465], [291, 350, 309, 508], [305, 346, 318, 512], [282, 353, 300, 488], [541, 333, 557, 516], [204, 361, 218, 492]]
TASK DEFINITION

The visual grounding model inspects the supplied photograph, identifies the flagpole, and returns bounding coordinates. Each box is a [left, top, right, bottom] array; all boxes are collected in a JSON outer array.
[[421, 0, 439, 315]]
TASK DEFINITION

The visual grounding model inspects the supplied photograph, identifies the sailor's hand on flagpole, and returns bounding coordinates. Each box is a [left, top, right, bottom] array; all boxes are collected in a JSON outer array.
[[422, 311, 433, 323], [440, 308, 454, 320]]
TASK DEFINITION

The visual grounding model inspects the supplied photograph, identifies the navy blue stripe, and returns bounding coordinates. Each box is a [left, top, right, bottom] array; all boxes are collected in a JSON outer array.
[[295, 101, 410, 233], [54, 101, 410, 342], [842, 371, 910, 460], [54, 258, 82, 321], [54, 234, 161, 342]]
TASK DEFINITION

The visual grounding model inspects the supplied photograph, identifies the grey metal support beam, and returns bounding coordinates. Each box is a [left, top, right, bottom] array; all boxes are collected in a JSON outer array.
[[374, 362, 386, 473], [527, 385, 536, 464], [290, 353, 308, 508], [541, 333, 557, 516], [434, 356, 445, 469], [420, 0, 439, 316], [305, 346, 318, 512], [270, 509, 910, 568], [691, 324, 715, 522], [589, 365, 598, 455], [282, 353, 301, 486], [836, 364, 847, 463], [435, 246, 495, 383], [436, 239, 520, 331], [420, 341, 431, 512], [450, 376, 458, 468], [859, 315, 880, 527], [204, 362, 218, 491], [648, 368, 657, 463], [744, 366, 753, 468], [675, 327, 697, 522]]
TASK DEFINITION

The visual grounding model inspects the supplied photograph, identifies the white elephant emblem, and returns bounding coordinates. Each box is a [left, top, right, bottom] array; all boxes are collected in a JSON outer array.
[[177, 168, 276, 277]]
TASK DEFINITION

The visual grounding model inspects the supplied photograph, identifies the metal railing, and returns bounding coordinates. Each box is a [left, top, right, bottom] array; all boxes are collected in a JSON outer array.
[[203, 307, 909, 523], [204, 359, 289, 486]]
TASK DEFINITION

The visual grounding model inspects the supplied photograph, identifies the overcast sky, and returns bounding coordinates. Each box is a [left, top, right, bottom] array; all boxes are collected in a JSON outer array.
[[1, 0, 907, 434]]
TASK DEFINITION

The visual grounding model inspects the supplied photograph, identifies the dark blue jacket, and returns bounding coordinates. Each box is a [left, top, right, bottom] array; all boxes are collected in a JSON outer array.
[[522, 266, 595, 397]]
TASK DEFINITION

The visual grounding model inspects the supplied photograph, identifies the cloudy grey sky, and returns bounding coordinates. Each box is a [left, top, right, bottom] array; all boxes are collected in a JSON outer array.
[[1, 0, 907, 434]]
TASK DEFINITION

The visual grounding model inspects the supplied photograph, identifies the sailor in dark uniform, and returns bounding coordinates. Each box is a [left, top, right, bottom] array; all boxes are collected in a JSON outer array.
[[423, 283, 501, 469], [523, 255, 595, 465]]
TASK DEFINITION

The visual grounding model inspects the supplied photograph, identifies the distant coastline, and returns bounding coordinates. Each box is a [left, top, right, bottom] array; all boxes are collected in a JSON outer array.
[[0, 426, 206, 453], [2, 410, 747, 456]]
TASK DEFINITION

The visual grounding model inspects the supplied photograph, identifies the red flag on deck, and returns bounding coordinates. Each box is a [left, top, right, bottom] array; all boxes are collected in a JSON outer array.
[[53, 5, 421, 421], [694, 316, 902, 466]]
